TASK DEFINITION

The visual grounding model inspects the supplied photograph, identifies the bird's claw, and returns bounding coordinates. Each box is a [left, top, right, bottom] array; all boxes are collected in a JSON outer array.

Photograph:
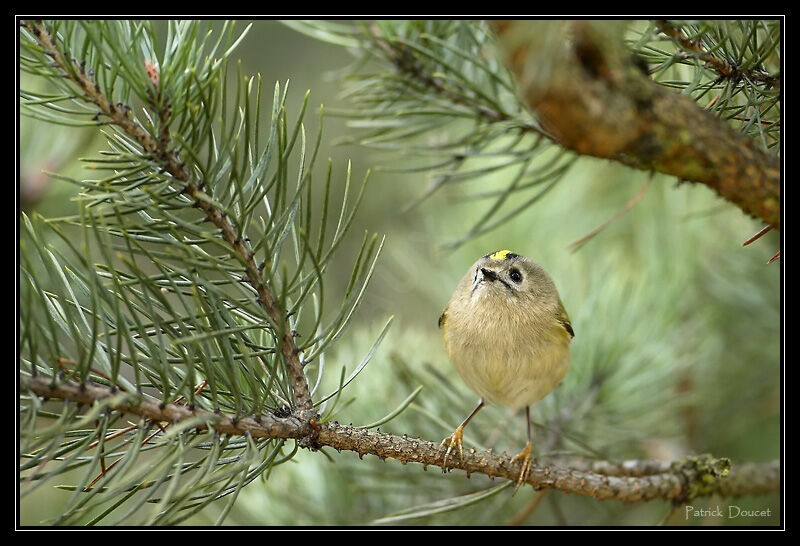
[[440, 425, 464, 472], [510, 442, 533, 494]]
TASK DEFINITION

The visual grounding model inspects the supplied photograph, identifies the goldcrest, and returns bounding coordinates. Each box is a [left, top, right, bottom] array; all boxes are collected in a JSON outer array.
[[439, 249, 573, 487]]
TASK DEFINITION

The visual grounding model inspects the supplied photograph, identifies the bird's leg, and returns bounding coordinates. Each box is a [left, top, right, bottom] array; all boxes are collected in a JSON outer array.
[[441, 398, 485, 472], [510, 406, 533, 492]]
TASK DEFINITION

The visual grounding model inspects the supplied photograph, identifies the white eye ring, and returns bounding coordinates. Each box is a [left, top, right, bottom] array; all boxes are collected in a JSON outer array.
[[509, 268, 522, 283]]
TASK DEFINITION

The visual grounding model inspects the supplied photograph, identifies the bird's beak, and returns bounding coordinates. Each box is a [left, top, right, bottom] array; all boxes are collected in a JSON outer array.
[[480, 267, 498, 282]]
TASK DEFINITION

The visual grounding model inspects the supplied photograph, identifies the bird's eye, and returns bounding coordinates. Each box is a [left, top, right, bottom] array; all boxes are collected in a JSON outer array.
[[509, 268, 522, 283]]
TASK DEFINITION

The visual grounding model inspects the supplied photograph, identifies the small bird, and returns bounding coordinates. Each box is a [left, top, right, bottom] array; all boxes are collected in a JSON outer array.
[[439, 249, 574, 488]]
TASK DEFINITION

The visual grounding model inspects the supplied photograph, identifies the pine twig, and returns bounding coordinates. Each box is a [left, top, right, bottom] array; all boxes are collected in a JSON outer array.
[[743, 225, 773, 246], [654, 20, 780, 89], [569, 174, 651, 252], [22, 375, 307, 441], [508, 489, 547, 525], [365, 22, 544, 135], [22, 375, 780, 504], [23, 20, 316, 420], [84, 380, 210, 489], [657, 504, 679, 525], [767, 250, 780, 264]]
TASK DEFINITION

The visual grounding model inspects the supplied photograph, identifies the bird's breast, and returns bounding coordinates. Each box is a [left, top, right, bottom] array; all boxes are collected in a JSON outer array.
[[443, 302, 570, 409]]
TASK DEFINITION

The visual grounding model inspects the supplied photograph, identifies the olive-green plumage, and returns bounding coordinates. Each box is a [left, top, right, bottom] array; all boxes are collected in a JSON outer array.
[[440, 250, 573, 409]]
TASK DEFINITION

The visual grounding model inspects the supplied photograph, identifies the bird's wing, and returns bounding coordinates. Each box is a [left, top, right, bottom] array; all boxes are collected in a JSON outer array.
[[557, 297, 574, 339]]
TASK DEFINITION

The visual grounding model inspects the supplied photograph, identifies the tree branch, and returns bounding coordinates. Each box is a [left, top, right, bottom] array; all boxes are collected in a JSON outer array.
[[21, 375, 307, 440], [490, 20, 780, 230], [365, 22, 545, 136], [654, 20, 780, 89], [23, 20, 315, 418], [21, 375, 779, 504]]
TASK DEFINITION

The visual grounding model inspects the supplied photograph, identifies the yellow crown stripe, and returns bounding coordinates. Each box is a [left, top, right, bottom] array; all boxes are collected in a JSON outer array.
[[488, 249, 514, 261]]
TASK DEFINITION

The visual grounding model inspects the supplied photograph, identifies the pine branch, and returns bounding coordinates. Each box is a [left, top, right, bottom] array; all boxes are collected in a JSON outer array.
[[294, 20, 573, 246], [654, 20, 780, 89], [365, 22, 538, 132], [287, 20, 780, 248], [22, 375, 307, 441], [22, 375, 780, 504], [491, 20, 781, 230], [23, 19, 315, 418]]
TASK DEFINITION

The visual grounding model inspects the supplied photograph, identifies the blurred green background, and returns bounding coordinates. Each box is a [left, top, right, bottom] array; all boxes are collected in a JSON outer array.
[[19, 20, 780, 526]]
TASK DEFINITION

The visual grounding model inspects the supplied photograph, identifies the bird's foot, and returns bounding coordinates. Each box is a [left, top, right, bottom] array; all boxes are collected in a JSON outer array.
[[510, 442, 533, 494], [440, 425, 465, 472]]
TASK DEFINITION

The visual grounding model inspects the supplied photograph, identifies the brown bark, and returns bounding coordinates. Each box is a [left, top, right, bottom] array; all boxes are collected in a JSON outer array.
[[22, 375, 779, 504], [491, 20, 781, 229]]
